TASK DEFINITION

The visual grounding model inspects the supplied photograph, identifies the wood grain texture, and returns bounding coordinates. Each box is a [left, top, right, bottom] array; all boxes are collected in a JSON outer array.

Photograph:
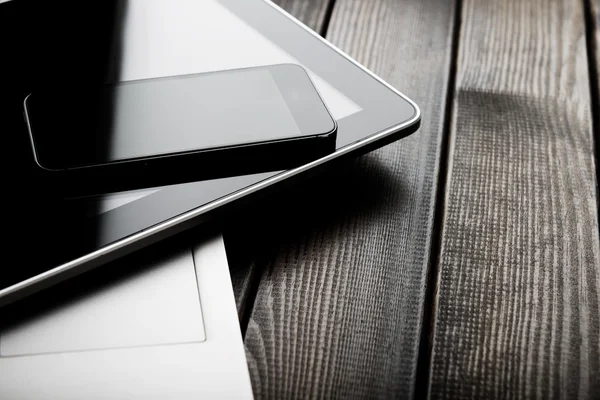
[[226, 230, 263, 319], [270, 0, 331, 33], [241, 0, 457, 397], [590, 0, 600, 204], [594, 0, 600, 96], [430, 0, 600, 398], [228, 0, 332, 322]]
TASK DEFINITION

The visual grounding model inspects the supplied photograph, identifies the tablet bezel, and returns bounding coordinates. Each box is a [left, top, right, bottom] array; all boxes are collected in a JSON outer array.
[[0, 0, 420, 306]]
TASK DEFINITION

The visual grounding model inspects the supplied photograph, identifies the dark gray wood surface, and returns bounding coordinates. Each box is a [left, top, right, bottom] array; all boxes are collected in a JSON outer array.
[[595, 0, 600, 90], [270, 0, 331, 34], [429, 0, 600, 398], [227, 0, 600, 398], [233, 0, 458, 398], [593, 0, 600, 92], [590, 0, 600, 200]]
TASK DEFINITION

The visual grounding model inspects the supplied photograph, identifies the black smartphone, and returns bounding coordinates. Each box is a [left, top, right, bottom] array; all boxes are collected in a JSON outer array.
[[24, 64, 337, 194]]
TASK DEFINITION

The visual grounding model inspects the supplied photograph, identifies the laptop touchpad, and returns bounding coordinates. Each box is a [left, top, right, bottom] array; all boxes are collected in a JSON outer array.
[[0, 249, 206, 357]]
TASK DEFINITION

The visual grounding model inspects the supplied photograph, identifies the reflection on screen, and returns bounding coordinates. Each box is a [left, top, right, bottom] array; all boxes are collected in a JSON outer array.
[[117, 0, 361, 121], [110, 68, 301, 160], [93, 0, 362, 211], [88, 188, 160, 215]]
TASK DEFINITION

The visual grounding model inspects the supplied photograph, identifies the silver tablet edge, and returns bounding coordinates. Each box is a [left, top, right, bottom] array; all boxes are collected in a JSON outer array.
[[0, 0, 421, 307]]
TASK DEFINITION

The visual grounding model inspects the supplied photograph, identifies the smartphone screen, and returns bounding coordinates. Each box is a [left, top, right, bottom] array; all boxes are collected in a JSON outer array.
[[25, 64, 336, 170]]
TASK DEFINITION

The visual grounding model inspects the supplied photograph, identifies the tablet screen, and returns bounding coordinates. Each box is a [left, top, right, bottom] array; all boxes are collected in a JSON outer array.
[[0, 0, 417, 301]]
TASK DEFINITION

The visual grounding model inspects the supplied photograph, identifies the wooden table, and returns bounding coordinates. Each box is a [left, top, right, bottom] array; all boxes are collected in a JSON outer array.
[[225, 0, 600, 398]]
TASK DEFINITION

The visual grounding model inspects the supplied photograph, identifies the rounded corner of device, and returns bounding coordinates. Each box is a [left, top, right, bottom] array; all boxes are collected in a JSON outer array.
[[408, 107, 422, 132], [28, 135, 62, 173], [313, 118, 337, 143], [403, 96, 421, 125], [22, 93, 34, 126], [23, 93, 65, 173], [397, 95, 422, 136], [33, 157, 62, 173], [404, 108, 422, 138], [284, 62, 305, 69], [410, 102, 422, 124], [325, 118, 338, 137], [23, 92, 33, 106], [29, 141, 62, 173], [388, 96, 421, 141], [279, 62, 309, 75]]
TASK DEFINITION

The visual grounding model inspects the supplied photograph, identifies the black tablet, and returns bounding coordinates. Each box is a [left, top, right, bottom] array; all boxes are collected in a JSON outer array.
[[0, 0, 420, 305]]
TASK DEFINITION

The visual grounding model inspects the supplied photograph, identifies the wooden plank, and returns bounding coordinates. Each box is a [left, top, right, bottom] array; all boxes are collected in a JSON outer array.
[[590, 0, 600, 199], [430, 0, 600, 398], [227, 0, 332, 321], [240, 0, 457, 397], [271, 0, 331, 33], [593, 0, 600, 95], [595, 0, 600, 89]]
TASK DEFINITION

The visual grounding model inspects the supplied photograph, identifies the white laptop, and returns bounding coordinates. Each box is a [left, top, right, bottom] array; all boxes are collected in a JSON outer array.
[[0, 234, 254, 399]]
